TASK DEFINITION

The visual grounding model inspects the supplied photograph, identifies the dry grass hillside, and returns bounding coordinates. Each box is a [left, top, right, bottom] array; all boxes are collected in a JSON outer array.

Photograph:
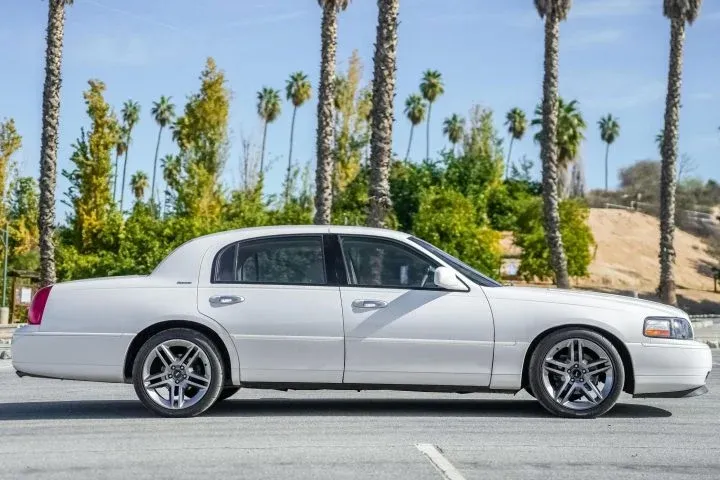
[[505, 208, 720, 313]]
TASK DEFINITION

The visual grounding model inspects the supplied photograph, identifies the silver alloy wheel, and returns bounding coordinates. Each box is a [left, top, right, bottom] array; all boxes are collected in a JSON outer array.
[[141, 339, 212, 410], [541, 338, 615, 411]]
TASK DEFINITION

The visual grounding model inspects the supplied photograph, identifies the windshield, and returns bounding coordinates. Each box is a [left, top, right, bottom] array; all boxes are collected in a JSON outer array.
[[409, 237, 503, 287]]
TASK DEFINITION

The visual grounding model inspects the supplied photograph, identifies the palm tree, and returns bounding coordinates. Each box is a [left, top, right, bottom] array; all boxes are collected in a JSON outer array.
[[403, 94, 426, 162], [442, 114, 465, 155], [119, 100, 140, 212], [38, 0, 73, 287], [130, 171, 149, 202], [655, 130, 664, 154], [285, 72, 312, 201], [504, 107, 527, 179], [367, 0, 400, 229], [150, 96, 175, 205], [598, 114, 620, 191], [419, 70, 444, 160], [534, 0, 573, 289], [315, 0, 351, 225], [658, 0, 703, 305], [256, 87, 282, 174], [112, 126, 128, 202]]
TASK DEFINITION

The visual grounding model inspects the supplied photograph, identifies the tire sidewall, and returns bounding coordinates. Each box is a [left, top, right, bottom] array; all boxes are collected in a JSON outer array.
[[529, 328, 625, 418], [132, 328, 225, 418]]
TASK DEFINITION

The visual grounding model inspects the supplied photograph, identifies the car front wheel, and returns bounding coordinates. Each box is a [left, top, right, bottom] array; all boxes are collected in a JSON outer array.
[[529, 328, 625, 418], [132, 328, 224, 417]]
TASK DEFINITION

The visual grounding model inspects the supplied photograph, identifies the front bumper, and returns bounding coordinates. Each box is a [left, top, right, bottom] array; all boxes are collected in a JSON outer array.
[[628, 341, 712, 396]]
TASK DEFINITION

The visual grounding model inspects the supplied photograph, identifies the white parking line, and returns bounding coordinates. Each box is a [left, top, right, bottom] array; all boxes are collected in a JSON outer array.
[[416, 444, 466, 480]]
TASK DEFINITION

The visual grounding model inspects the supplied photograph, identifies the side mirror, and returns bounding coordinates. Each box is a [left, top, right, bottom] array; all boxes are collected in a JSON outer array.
[[433, 266, 467, 291]]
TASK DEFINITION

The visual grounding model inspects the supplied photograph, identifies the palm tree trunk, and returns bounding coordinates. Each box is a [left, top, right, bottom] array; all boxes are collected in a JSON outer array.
[[506, 136, 515, 179], [119, 134, 131, 212], [314, 5, 339, 225], [367, 0, 399, 229], [658, 18, 686, 306], [604, 142, 610, 191], [151, 126, 163, 205], [38, 0, 68, 287], [112, 152, 120, 202], [260, 120, 268, 175], [425, 102, 432, 161], [404, 125, 414, 162], [539, 12, 570, 289], [286, 106, 298, 203]]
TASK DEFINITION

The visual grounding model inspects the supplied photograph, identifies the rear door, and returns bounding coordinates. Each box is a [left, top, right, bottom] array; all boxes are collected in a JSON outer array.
[[197, 234, 345, 384], [336, 235, 494, 387]]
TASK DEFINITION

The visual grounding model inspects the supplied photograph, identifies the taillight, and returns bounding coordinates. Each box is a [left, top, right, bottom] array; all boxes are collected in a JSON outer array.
[[28, 285, 53, 325]]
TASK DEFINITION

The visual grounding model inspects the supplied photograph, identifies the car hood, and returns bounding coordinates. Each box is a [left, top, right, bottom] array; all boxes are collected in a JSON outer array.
[[486, 286, 688, 318]]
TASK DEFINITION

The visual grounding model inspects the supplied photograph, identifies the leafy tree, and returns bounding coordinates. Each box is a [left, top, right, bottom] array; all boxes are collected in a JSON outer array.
[[442, 114, 465, 155], [285, 72, 312, 201], [658, 0, 703, 305], [388, 160, 442, 232], [39, 0, 74, 286], [504, 107, 527, 179], [8, 176, 39, 271], [403, 94, 426, 162], [112, 126, 128, 202], [150, 96, 175, 204], [534, 0, 573, 288], [119, 100, 141, 212], [367, 0, 400, 229], [315, 0, 352, 225], [513, 197, 594, 282], [130, 171, 149, 202], [598, 114, 620, 191], [412, 187, 502, 276], [62, 80, 120, 253], [256, 87, 282, 173], [419, 69, 444, 160], [0, 119, 22, 216]]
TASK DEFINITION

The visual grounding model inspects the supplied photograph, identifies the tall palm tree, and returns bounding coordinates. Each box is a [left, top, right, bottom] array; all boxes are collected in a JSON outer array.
[[130, 171, 149, 202], [403, 94, 426, 162], [38, 0, 73, 287], [150, 96, 175, 205], [504, 107, 527, 179], [419, 70, 444, 161], [658, 0, 703, 305], [315, 0, 351, 225], [112, 126, 128, 202], [442, 114, 465, 155], [119, 100, 140, 212], [285, 72, 312, 201], [534, 0, 573, 289], [367, 0, 400, 229], [655, 130, 664, 154], [256, 87, 282, 174], [598, 114, 620, 191]]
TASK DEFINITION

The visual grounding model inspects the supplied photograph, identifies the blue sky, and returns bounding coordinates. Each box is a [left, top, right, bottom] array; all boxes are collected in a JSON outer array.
[[1, 0, 719, 215]]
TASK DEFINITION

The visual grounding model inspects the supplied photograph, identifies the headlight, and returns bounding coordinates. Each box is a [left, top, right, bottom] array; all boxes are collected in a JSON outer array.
[[643, 317, 693, 340]]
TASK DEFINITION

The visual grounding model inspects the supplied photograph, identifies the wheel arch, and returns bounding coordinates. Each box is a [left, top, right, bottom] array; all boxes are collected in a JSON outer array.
[[123, 319, 237, 385], [521, 324, 636, 395]]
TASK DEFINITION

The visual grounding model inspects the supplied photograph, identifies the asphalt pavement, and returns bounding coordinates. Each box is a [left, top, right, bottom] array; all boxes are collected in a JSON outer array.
[[0, 353, 718, 480]]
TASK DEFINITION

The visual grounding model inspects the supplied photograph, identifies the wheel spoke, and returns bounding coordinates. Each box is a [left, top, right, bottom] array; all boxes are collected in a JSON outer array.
[[156, 345, 175, 367], [554, 378, 572, 402], [179, 345, 199, 367], [580, 383, 600, 404], [585, 378, 604, 401], [187, 372, 209, 389], [144, 372, 168, 389], [568, 340, 575, 363], [577, 340, 583, 363], [559, 381, 576, 404], [543, 363, 566, 376], [169, 384, 184, 408], [587, 359, 611, 376]]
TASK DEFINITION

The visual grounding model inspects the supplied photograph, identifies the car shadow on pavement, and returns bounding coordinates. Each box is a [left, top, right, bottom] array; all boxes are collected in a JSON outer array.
[[0, 399, 671, 420]]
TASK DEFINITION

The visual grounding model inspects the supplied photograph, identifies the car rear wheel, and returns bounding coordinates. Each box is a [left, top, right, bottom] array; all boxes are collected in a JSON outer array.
[[529, 328, 625, 418], [132, 328, 224, 417]]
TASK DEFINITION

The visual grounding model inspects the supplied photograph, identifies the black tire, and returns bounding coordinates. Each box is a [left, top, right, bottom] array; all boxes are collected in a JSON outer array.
[[529, 328, 625, 418], [132, 328, 225, 418], [217, 387, 241, 402]]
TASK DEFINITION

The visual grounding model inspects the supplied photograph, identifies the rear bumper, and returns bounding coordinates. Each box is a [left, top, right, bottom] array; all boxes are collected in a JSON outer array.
[[629, 341, 712, 396]]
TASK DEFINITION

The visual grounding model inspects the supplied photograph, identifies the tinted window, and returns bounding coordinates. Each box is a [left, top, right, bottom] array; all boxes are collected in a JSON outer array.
[[340, 236, 437, 289], [409, 236, 502, 287], [214, 236, 326, 285]]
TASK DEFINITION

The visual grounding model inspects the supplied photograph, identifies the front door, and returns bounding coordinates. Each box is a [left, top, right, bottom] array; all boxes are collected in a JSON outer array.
[[337, 235, 494, 387], [197, 234, 345, 384]]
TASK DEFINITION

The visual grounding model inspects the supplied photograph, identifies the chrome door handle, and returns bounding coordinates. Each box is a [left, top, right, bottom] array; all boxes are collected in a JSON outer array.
[[209, 295, 245, 307], [351, 299, 387, 309]]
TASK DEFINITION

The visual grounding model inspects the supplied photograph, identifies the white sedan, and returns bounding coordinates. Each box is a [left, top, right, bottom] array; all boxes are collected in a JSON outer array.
[[13, 226, 712, 418]]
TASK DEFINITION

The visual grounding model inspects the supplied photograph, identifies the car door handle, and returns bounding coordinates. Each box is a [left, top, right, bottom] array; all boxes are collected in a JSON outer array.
[[209, 295, 245, 307], [351, 299, 387, 309]]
